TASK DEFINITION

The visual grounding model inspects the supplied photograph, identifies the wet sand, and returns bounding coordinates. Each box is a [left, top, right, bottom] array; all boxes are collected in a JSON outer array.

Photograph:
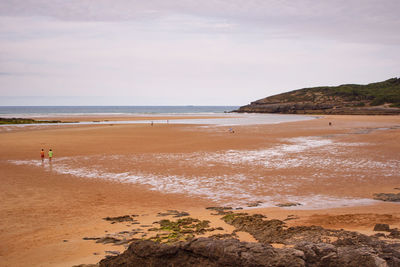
[[0, 115, 399, 266]]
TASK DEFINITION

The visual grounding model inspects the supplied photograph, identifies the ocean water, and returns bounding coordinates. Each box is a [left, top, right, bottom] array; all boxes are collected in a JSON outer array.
[[0, 106, 239, 117], [0, 105, 316, 127]]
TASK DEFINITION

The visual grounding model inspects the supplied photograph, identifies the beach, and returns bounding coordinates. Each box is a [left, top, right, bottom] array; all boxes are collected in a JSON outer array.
[[0, 114, 399, 266]]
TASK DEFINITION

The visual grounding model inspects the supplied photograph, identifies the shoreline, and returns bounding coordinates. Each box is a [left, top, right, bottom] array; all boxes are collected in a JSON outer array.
[[0, 114, 399, 266]]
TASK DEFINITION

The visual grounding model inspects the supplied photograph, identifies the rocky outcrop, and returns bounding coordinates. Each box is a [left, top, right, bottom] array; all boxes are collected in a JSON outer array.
[[374, 224, 391, 232], [233, 78, 400, 115], [99, 213, 400, 267], [99, 237, 400, 267], [100, 238, 305, 267], [235, 102, 400, 115]]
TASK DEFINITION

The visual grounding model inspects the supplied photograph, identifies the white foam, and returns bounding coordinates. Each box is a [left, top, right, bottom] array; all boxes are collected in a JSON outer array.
[[7, 135, 399, 209], [276, 195, 379, 210]]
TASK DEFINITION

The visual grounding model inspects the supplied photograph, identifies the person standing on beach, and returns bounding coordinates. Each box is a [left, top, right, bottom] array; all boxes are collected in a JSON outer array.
[[48, 149, 53, 162], [40, 149, 45, 162]]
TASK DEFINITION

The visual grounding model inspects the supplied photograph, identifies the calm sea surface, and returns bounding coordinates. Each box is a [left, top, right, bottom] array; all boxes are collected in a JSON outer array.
[[0, 106, 316, 126], [0, 106, 238, 116]]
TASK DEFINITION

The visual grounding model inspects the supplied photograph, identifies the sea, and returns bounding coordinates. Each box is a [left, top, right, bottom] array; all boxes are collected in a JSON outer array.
[[0, 105, 316, 126], [0, 106, 238, 117]]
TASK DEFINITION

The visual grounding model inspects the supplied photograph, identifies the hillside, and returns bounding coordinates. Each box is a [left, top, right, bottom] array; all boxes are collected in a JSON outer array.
[[235, 78, 400, 115]]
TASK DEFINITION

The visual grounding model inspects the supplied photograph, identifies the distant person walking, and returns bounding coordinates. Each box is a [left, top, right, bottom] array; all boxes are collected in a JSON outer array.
[[40, 149, 45, 162], [48, 149, 53, 162]]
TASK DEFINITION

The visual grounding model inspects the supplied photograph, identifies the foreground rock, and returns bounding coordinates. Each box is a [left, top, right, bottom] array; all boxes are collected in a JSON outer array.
[[99, 213, 400, 267], [103, 215, 139, 223], [374, 224, 391, 232], [100, 237, 400, 267], [100, 238, 304, 267]]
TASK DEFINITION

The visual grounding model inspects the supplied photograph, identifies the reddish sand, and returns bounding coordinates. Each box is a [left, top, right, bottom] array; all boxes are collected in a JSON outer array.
[[0, 115, 399, 266]]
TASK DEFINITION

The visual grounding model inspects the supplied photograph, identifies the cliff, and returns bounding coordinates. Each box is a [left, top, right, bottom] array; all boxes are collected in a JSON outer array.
[[235, 78, 400, 115]]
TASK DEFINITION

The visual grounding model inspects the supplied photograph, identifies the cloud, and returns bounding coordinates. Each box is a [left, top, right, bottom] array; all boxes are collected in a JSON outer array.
[[0, 1, 399, 105], [1, 0, 400, 44]]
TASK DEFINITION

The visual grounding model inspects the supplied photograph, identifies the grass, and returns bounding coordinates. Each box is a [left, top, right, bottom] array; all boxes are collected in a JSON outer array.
[[148, 218, 213, 243]]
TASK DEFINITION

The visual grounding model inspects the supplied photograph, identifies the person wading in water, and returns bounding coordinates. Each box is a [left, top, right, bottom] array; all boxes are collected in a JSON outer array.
[[48, 149, 53, 162], [40, 149, 45, 162]]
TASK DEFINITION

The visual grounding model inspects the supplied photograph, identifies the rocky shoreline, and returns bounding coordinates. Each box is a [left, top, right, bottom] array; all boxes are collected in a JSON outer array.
[[234, 102, 400, 115], [78, 207, 400, 267]]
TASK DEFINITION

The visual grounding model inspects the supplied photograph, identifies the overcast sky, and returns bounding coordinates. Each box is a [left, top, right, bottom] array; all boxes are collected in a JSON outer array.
[[1, 0, 399, 106]]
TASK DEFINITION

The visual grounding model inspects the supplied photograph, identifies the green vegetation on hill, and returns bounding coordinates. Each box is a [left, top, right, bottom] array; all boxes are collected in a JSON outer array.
[[236, 78, 400, 115], [262, 78, 400, 107]]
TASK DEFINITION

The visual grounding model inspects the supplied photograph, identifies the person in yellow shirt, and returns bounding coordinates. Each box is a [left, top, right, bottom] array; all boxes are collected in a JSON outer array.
[[48, 149, 53, 162]]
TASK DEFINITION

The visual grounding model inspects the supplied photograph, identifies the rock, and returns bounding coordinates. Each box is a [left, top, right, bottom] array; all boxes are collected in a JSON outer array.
[[208, 233, 238, 240], [103, 215, 136, 222], [99, 238, 306, 267], [373, 193, 400, 202], [337, 247, 390, 267], [373, 233, 387, 238], [157, 210, 190, 218], [284, 215, 300, 221], [295, 242, 396, 267], [232, 78, 400, 115], [222, 213, 330, 244], [294, 242, 337, 265], [94, 236, 138, 246], [99, 237, 400, 267], [221, 213, 400, 264], [389, 229, 400, 239], [206, 206, 233, 211], [246, 201, 263, 207], [95, 211, 400, 267], [276, 202, 302, 207], [374, 224, 391, 232], [96, 237, 121, 244], [206, 206, 233, 215]]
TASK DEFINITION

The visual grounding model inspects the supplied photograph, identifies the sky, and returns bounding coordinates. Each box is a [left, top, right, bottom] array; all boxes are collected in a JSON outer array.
[[0, 0, 399, 106]]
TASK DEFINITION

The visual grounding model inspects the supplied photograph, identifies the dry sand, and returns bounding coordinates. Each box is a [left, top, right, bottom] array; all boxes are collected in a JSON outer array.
[[0, 115, 399, 266]]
